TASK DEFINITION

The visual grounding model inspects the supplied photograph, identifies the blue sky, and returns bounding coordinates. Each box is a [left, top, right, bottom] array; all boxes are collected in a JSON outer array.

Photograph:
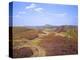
[[10, 2, 78, 26]]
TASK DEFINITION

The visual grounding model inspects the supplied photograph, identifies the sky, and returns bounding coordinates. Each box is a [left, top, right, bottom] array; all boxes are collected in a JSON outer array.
[[9, 2, 78, 26]]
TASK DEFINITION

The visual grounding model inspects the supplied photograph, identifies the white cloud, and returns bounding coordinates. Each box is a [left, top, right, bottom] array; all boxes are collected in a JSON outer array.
[[14, 11, 26, 18], [18, 11, 26, 14], [15, 14, 20, 18], [54, 13, 67, 17], [26, 3, 36, 9], [34, 8, 44, 13], [25, 3, 44, 13], [43, 11, 67, 18]]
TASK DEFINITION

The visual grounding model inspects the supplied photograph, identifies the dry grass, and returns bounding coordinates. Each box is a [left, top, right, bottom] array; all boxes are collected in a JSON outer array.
[[10, 26, 78, 58]]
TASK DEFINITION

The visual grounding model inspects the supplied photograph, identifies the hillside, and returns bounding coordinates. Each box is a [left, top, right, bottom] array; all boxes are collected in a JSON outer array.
[[9, 25, 78, 58]]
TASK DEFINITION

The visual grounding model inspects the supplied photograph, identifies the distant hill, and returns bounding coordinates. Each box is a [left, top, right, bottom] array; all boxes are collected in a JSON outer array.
[[12, 24, 78, 30], [26, 24, 77, 29]]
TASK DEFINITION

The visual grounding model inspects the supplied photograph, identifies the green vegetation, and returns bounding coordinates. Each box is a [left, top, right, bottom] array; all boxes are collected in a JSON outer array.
[[65, 28, 78, 41]]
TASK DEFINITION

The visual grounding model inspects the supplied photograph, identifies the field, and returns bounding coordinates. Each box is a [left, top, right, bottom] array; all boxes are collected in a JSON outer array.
[[9, 25, 78, 58]]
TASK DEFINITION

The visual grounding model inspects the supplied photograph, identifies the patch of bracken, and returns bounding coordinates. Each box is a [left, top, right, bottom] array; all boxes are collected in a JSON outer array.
[[13, 47, 33, 58]]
